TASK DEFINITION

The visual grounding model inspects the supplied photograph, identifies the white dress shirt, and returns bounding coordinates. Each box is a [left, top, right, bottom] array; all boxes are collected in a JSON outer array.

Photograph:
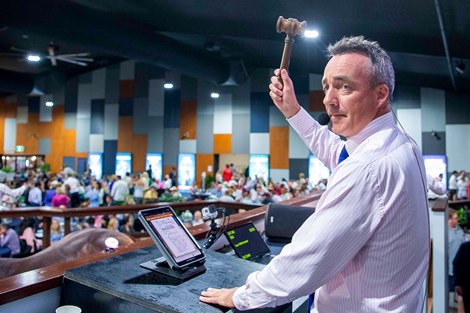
[[233, 108, 429, 313], [111, 180, 129, 202]]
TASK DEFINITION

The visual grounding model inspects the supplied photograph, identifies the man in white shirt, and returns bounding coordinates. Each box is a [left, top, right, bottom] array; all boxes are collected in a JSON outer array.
[[200, 36, 429, 312], [110, 175, 129, 205]]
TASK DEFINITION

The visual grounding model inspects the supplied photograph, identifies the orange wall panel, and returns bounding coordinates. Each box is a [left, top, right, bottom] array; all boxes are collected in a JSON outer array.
[[309, 90, 325, 112], [180, 100, 197, 140], [119, 80, 135, 98], [131, 134, 148, 172], [270, 126, 289, 169], [213, 134, 232, 154], [118, 116, 133, 152], [196, 153, 214, 188]]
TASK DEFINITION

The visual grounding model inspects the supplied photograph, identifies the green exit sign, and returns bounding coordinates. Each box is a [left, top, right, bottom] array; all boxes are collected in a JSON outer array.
[[15, 145, 25, 152]]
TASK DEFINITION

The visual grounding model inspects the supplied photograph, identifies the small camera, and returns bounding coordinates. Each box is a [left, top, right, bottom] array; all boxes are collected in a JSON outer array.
[[202, 205, 218, 220]]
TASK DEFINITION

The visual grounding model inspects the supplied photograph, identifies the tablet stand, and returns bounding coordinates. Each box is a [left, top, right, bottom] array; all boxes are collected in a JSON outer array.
[[140, 257, 206, 281]]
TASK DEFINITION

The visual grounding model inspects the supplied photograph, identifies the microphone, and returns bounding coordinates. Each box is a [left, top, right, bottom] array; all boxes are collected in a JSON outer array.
[[318, 113, 330, 126]]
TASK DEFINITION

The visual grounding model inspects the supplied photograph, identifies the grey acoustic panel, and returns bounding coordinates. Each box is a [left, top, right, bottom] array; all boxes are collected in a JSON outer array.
[[17, 94, 28, 107], [179, 140, 196, 153], [135, 63, 151, 98], [16, 106, 28, 124], [197, 79, 214, 115], [3, 118, 16, 152], [290, 71, 309, 94], [147, 116, 164, 152], [64, 113, 77, 130], [63, 157, 76, 171], [105, 64, 120, 104], [297, 94, 310, 111], [163, 128, 179, 167], [289, 158, 309, 181], [270, 169, 289, 184], [120, 60, 135, 80], [421, 88, 445, 132], [103, 140, 118, 176], [289, 126, 310, 158], [249, 133, 270, 154], [133, 97, 151, 134], [77, 83, 92, 118], [250, 68, 270, 93], [90, 99, 105, 134], [39, 95, 53, 122], [65, 77, 78, 113], [104, 104, 119, 140], [446, 92, 470, 124], [39, 138, 51, 155], [232, 113, 250, 154], [89, 134, 104, 153], [422, 131, 446, 155], [79, 72, 92, 84], [196, 114, 214, 153], [76, 117, 91, 152], [309, 73, 323, 91], [445, 125, 470, 172], [231, 80, 251, 114], [269, 106, 288, 127], [148, 79, 164, 117], [53, 85, 65, 105], [91, 68, 106, 100], [393, 85, 420, 109], [181, 75, 197, 101]]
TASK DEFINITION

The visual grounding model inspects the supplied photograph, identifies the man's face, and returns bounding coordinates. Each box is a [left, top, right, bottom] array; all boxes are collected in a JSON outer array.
[[322, 53, 389, 138], [449, 213, 459, 228]]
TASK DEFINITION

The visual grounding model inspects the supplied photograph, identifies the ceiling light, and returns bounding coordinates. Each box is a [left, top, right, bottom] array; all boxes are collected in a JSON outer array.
[[45, 101, 54, 107], [27, 55, 41, 62], [210, 92, 220, 99], [164, 83, 174, 89], [304, 30, 320, 39]]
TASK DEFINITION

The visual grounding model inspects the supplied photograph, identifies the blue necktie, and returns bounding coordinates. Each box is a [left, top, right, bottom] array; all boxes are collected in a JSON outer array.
[[307, 145, 349, 311], [337, 145, 349, 164]]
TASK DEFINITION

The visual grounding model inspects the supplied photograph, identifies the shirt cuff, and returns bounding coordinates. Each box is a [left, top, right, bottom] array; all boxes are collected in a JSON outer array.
[[233, 285, 250, 310], [287, 107, 318, 136]]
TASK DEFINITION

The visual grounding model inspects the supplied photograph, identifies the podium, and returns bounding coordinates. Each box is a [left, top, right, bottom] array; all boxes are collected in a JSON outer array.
[[61, 246, 290, 313]]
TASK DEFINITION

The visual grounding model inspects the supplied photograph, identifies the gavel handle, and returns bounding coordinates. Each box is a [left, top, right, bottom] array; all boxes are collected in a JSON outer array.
[[278, 35, 294, 84]]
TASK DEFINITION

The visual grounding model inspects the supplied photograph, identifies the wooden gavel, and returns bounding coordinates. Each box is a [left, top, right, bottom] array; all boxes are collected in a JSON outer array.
[[276, 16, 307, 83]]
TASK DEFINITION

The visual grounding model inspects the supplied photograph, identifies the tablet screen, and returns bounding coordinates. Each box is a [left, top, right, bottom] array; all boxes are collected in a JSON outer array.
[[139, 206, 205, 268]]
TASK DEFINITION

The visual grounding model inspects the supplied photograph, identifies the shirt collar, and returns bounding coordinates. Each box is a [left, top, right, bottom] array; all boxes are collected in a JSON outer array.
[[345, 111, 396, 155]]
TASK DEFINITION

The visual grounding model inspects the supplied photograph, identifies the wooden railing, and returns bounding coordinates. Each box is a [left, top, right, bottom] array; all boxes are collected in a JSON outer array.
[[0, 192, 323, 305], [0, 201, 259, 248]]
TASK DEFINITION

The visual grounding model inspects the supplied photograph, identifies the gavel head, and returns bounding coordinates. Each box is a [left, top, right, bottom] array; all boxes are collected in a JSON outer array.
[[277, 16, 307, 37]]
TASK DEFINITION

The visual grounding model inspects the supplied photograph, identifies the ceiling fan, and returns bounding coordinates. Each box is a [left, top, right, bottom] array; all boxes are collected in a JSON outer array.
[[10, 41, 93, 67]]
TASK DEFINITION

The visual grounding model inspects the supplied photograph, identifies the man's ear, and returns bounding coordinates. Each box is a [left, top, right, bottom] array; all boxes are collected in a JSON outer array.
[[376, 83, 390, 109]]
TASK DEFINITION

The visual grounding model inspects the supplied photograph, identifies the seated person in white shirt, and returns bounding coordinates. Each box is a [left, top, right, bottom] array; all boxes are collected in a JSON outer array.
[[200, 36, 429, 312]]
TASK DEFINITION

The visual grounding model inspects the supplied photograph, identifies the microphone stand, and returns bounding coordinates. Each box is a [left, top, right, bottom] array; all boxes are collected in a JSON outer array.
[[203, 217, 219, 249]]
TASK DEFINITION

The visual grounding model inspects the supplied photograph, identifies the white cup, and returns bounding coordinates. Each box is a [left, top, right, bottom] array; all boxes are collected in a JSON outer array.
[[55, 305, 82, 313]]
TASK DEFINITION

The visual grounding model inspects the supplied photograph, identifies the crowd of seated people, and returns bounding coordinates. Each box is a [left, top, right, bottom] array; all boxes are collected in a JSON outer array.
[[0, 164, 328, 257]]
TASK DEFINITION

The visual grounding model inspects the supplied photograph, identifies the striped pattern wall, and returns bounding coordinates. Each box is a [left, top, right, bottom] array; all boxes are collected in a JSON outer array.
[[1, 61, 470, 180]]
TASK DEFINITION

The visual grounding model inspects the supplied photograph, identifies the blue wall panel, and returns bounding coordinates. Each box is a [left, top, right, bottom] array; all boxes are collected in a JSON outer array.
[[164, 90, 181, 128], [289, 158, 309, 181], [90, 99, 105, 134], [119, 98, 133, 116], [250, 92, 270, 133], [103, 140, 118, 175], [105, 64, 120, 104], [28, 96, 40, 113], [65, 77, 78, 113]]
